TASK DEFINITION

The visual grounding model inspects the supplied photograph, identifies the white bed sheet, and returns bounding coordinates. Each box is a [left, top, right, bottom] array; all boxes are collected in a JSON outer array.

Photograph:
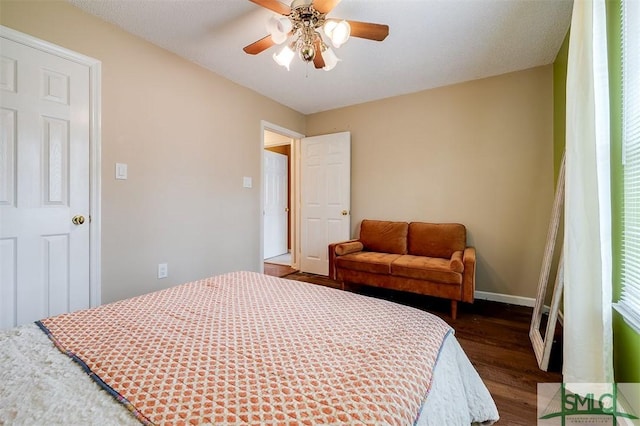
[[417, 333, 499, 426], [0, 322, 498, 425]]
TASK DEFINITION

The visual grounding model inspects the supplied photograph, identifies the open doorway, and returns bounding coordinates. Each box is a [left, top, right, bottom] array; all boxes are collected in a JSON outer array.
[[260, 123, 351, 278], [264, 136, 291, 263], [262, 125, 301, 276]]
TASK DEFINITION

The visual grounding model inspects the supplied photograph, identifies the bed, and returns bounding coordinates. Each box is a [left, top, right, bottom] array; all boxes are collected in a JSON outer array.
[[0, 271, 499, 425]]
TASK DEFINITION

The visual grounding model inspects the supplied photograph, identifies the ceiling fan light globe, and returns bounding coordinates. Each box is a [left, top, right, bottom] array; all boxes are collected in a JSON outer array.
[[323, 20, 338, 38], [277, 18, 293, 34], [271, 31, 288, 44], [273, 45, 295, 70], [330, 20, 350, 48], [322, 47, 340, 71], [266, 16, 280, 34], [267, 16, 292, 45]]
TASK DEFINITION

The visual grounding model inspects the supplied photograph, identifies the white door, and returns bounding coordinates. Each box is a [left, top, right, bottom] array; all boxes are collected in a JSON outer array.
[[264, 150, 288, 259], [300, 132, 351, 275], [0, 35, 91, 329]]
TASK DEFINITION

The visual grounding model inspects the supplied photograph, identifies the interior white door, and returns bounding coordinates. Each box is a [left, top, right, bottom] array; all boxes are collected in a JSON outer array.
[[0, 36, 91, 329], [300, 132, 351, 275], [263, 150, 288, 259]]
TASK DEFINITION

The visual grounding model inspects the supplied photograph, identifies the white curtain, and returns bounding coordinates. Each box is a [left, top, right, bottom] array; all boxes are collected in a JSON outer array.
[[563, 0, 613, 383]]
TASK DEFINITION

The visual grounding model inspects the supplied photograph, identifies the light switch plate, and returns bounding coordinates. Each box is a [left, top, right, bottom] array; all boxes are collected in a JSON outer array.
[[243, 176, 252, 188], [158, 263, 168, 279], [115, 163, 128, 180]]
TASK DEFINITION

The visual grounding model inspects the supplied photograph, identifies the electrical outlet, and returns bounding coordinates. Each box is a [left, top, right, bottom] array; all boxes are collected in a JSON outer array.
[[158, 263, 168, 279]]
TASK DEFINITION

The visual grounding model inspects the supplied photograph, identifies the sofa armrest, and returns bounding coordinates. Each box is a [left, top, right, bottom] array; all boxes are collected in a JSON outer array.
[[462, 247, 476, 303], [450, 251, 464, 272], [335, 241, 364, 256], [328, 239, 360, 280]]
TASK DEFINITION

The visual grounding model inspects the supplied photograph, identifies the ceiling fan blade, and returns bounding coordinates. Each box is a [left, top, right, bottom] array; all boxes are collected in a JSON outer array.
[[249, 0, 291, 15], [243, 35, 276, 55], [347, 20, 389, 41], [313, 39, 325, 69], [313, 0, 341, 14]]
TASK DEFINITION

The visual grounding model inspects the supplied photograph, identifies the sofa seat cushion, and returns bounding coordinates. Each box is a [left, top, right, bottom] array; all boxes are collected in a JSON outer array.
[[335, 252, 402, 275], [391, 255, 462, 285]]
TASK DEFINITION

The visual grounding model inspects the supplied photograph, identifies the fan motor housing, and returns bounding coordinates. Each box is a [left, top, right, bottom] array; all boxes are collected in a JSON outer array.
[[291, 0, 313, 10]]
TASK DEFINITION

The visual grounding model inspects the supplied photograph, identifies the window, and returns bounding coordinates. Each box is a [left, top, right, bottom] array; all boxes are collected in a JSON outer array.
[[615, 0, 640, 334]]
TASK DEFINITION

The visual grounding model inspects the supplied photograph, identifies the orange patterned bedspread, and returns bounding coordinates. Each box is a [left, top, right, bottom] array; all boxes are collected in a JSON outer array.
[[38, 271, 452, 426]]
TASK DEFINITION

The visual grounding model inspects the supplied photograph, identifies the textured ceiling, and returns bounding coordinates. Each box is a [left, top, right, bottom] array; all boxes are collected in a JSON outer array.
[[68, 0, 573, 114]]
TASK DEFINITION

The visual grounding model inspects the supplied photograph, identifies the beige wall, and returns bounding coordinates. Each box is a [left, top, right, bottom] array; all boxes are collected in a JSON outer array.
[[306, 66, 554, 298], [2, 1, 554, 302], [1, 1, 306, 303]]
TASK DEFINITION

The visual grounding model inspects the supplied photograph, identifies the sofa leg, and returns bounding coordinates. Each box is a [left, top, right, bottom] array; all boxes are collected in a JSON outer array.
[[450, 300, 458, 320]]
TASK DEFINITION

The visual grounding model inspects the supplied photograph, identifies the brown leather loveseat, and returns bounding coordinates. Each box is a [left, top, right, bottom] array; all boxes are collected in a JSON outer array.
[[329, 219, 475, 319]]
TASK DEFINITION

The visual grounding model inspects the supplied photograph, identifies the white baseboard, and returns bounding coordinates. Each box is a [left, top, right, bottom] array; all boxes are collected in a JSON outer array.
[[474, 290, 537, 307], [475, 290, 564, 326]]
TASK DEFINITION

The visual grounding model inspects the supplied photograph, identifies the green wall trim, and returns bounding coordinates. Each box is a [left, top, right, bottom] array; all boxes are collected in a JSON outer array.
[[607, 0, 640, 384]]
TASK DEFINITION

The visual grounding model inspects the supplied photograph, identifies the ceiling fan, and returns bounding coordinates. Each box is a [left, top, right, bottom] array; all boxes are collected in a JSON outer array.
[[243, 0, 389, 71]]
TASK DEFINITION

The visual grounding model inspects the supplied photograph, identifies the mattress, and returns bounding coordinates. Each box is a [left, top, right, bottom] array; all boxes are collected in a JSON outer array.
[[0, 271, 498, 425]]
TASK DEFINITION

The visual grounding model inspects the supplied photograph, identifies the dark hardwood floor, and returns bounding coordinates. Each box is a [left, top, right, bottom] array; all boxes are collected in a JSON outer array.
[[276, 270, 563, 425], [263, 262, 297, 277]]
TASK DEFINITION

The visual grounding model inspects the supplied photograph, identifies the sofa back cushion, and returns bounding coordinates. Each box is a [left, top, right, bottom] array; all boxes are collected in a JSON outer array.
[[359, 220, 408, 254], [408, 222, 466, 258]]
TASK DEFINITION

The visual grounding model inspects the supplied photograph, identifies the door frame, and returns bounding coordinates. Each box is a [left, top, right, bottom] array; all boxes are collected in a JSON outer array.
[[260, 121, 304, 271], [1, 26, 102, 307]]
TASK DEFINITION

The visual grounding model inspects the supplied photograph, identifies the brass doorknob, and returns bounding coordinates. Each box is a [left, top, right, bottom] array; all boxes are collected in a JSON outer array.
[[72, 215, 85, 225], [341, 210, 349, 216]]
